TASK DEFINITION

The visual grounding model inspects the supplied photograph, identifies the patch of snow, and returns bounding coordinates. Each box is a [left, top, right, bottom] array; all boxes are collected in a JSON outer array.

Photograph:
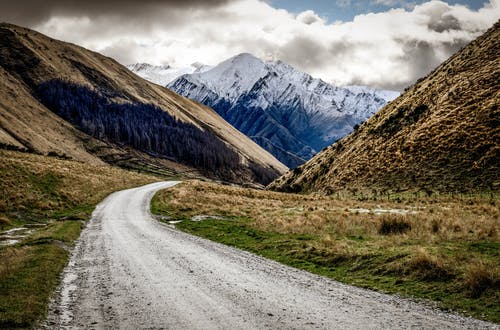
[[191, 215, 227, 222], [349, 208, 418, 215], [127, 62, 212, 86]]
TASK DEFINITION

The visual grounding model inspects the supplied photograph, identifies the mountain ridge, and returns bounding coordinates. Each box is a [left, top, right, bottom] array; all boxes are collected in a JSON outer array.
[[269, 21, 500, 193], [0, 22, 286, 184]]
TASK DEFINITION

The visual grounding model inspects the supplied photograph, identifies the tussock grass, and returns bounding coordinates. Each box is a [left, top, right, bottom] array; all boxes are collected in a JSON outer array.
[[464, 262, 500, 298], [153, 180, 500, 322], [378, 215, 411, 235], [0, 149, 158, 328]]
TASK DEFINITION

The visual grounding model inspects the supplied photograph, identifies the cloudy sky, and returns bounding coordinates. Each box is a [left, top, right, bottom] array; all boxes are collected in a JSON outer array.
[[1, 0, 498, 90]]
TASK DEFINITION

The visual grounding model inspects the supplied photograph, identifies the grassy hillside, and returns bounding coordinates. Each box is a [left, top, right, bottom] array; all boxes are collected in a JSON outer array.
[[270, 21, 499, 194], [0, 23, 286, 185], [0, 149, 158, 328], [152, 181, 499, 323]]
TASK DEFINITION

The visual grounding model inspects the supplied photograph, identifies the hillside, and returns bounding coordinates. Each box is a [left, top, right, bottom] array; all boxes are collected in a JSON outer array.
[[130, 53, 398, 168], [270, 21, 499, 194], [0, 23, 286, 185]]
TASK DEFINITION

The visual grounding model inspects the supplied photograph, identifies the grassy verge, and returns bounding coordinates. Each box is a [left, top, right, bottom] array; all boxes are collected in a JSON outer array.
[[0, 149, 159, 328], [152, 180, 500, 323]]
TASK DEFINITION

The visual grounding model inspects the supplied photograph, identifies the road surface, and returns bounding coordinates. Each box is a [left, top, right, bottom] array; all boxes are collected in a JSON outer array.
[[44, 181, 496, 329]]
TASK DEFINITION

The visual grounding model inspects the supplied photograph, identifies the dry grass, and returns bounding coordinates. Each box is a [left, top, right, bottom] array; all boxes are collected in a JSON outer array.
[[159, 181, 499, 243], [464, 262, 500, 298], [0, 149, 158, 218], [0, 246, 29, 279]]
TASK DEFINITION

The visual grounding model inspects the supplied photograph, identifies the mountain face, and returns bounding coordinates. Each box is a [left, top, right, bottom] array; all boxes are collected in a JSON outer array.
[[156, 54, 399, 168], [270, 21, 500, 194], [126, 62, 212, 86], [0, 23, 286, 185]]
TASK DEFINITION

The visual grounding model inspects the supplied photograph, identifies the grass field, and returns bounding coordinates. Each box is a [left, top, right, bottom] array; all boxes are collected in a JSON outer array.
[[152, 180, 500, 323], [0, 149, 158, 328]]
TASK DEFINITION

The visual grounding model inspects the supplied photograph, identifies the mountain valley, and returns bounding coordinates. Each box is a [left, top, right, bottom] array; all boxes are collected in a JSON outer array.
[[129, 53, 398, 167]]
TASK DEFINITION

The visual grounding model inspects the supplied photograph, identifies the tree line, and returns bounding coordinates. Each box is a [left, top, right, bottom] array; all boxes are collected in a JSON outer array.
[[36, 80, 241, 174]]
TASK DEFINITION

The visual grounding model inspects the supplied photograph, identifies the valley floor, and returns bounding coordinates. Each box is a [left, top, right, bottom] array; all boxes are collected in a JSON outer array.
[[45, 181, 495, 329], [152, 180, 500, 324]]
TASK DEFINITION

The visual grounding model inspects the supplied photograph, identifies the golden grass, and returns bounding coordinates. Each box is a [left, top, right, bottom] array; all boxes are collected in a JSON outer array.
[[0, 246, 30, 279], [160, 180, 499, 243], [0, 149, 158, 217]]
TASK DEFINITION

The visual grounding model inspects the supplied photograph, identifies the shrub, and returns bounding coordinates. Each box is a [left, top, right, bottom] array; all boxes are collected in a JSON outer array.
[[464, 263, 499, 298], [378, 215, 411, 235], [408, 248, 453, 281], [0, 215, 12, 226]]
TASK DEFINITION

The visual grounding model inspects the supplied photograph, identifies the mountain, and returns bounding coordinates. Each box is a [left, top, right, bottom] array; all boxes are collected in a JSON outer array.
[[0, 23, 286, 185], [126, 62, 212, 86], [269, 21, 500, 194], [161, 53, 398, 168]]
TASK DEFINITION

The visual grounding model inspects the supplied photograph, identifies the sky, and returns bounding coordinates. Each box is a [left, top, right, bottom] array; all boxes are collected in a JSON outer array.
[[270, 0, 486, 22], [0, 0, 498, 91]]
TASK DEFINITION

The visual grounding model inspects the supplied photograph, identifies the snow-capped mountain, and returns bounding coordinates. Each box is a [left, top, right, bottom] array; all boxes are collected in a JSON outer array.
[[165, 53, 399, 167], [127, 62, 212, 86], [131, 53, 399, 168]]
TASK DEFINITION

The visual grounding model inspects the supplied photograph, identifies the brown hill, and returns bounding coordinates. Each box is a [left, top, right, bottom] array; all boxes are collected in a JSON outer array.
[[270, 21, 499, 194], [0, 23, 286, 184]]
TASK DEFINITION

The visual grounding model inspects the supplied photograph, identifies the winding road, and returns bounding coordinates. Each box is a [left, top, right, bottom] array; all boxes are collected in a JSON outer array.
[[44, 181, 496, 329]]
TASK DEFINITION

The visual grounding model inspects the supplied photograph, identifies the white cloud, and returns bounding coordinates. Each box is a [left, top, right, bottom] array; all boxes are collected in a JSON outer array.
[[33, 0, 500, 90], [296, 10, 326, 25]]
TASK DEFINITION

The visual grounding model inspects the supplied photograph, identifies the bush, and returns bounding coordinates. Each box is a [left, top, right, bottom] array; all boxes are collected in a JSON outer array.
[[378, 215, 411, 235], [464, 263, 499, 298], [408, 248, 453, 281]]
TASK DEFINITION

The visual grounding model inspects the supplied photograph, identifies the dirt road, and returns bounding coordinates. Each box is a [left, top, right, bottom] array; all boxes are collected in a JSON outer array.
[[44, 181, 496, 329]]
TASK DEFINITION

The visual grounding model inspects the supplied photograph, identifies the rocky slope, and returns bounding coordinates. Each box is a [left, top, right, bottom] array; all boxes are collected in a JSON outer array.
[[270, 21, 499, 194], [130, 54, 398, 168], [0, 23, 286, 184]]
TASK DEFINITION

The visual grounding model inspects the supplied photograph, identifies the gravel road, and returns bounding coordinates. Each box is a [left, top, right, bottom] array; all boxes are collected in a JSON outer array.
[[44, 181, 497, 329]]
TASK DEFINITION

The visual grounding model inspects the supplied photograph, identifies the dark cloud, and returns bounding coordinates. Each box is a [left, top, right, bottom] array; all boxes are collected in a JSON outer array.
[[428, 14, 461, 32], [1, 0, 495, 92], [277, 36, 330, 70], [0, 0, 234, 26]]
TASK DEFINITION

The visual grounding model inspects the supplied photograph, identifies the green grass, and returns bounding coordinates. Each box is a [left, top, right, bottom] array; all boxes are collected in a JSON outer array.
[[174, 218, 499, 322], [152, 180, 500, 324], [0, 239, 71, 328]]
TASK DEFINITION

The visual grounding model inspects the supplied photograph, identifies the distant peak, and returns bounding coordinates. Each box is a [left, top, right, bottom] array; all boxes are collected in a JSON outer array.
[[127, 63, 170, 71], [229, 53, 262, 64]]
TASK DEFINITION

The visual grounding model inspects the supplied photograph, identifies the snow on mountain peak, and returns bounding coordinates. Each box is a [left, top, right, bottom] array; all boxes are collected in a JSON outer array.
[[164, 52, 399, 167], [127, 62, 211, 86]]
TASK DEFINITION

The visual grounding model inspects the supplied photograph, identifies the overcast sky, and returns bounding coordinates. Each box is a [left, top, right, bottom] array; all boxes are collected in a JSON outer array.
[[1, 0, 498, 90]]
